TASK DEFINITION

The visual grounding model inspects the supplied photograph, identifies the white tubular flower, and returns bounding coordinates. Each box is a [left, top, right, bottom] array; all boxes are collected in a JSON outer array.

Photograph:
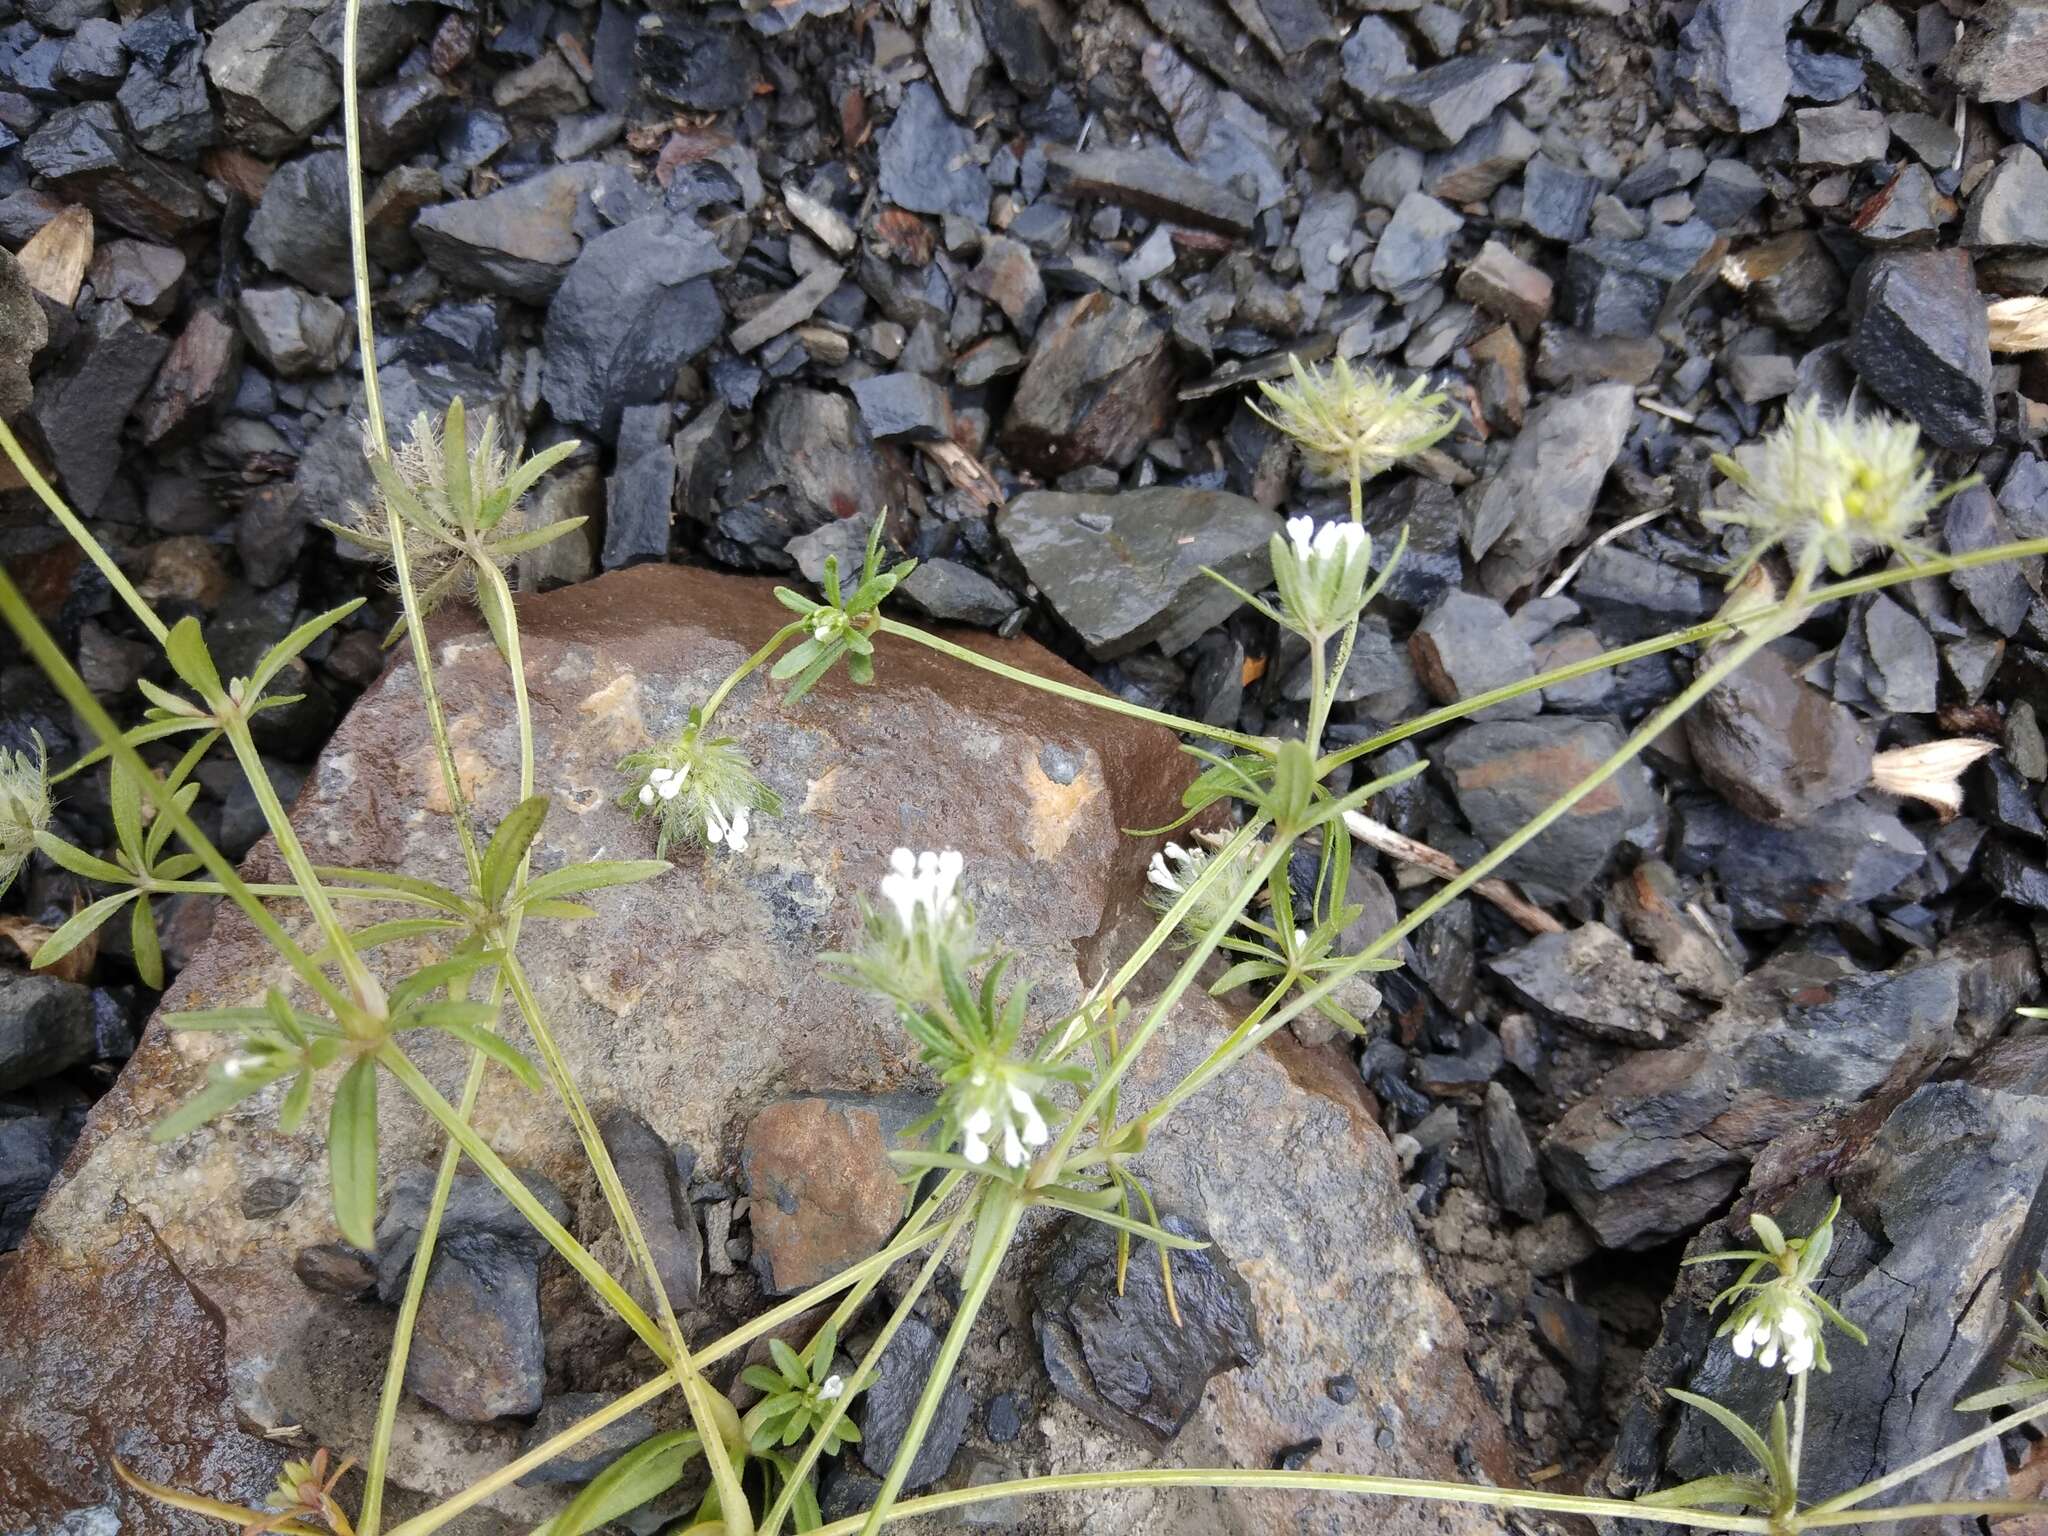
[[1694, 1198, 1865, 1378], [955, 1065, 1052, 1170], [818, 1374, 845, 1402], [619, 726, 777, 858], [1145, 836, 1258, 947], [1270, 515, 1376, 638], [0, 733, 50, 901], [880, 848, 964, 931]]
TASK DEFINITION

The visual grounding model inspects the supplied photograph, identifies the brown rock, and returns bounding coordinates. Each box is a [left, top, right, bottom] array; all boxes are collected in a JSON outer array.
[[741, 1095, 910, 1295], [0, 566, 1510, 1535], [135, 303, 243, 447], [1456, 238, 1552, 335], [1000, 292, 1175, 477]]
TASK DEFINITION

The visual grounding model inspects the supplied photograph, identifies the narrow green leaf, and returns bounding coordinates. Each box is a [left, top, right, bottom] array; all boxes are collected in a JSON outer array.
[[1634, 1475, 1774, 1511], [130, 895, 163, 989], [518, 859, 669, 906], [386, 951, 501, 1013], [1666, 1389, 1777, 1479], [1956, 1378, 2048, 1413], [244, 600, 365, 702], [108, 758, 144, 864], [413, 1014, 542, 1091], [32, 889, 140, 970], [310, 864, 470, 912], [473, 561, 515, 660], [521, 898, 596, 921], [163, 614, 223, 698], [278, 1069, 314, 1135], [481, 795, 550, 909], [491, 435, 580, 519], [485, 517, 588, 559], [442, 398, 473, 533], [542, 1430, 702, 1536], [143, 782, 201, 867], [34, 830, 133, 885], [1034, 1192, 1208, 1249], [328, 1057, 379, 1248]]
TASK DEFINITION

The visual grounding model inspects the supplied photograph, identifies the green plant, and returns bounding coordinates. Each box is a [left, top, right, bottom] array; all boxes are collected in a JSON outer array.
[[0, 19, 2045, 1536]]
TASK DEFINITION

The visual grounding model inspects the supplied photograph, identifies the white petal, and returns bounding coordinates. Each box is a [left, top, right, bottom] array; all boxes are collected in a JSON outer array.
[[963, 1107, 994, 1136], [638, 784, 656, 806], [962, 1130, 989, 1164], [819, 1375, 845, 1401], [1002, 1124, 1026, 1167], [890, 847, 916, 875], [1786, 1334, 1815, 1375]]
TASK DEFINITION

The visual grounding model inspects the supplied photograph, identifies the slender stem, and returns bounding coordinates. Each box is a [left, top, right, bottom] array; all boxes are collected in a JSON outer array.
[[381, 1369, 681, 1536], [1789, 1372, 1808, 1511], [387, 513, 485, 891], [221, 719, 382, 1018], [153, 880, 442, 903], [876, 618, 1271, 754], [858, 1186, 1024, 1536], [1802, 1397, 2048, 1516], [1306, 633, 1332, 756], [0, 418, 169, 644], [481, 562, 536, 802], [357, 1038, 493, 1536], [817, 1467, 1776, 1536], [0, 566, 349, 1016], [703, 618, 808, 724], [759, 1197, 976, 1536], [1797, 1501, 2048, 1527], [338, 0, 384, 455], [375, 1043, 670, 1357]]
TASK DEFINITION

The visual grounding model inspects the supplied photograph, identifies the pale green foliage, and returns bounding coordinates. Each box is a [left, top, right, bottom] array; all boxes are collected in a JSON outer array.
[[0, 730, 49, 901], [618, 718, 781, 857], [1251, 355, 1457, 482], [1685, 1198, 1867, 1377], [1956, 1272, 2048, 1412]]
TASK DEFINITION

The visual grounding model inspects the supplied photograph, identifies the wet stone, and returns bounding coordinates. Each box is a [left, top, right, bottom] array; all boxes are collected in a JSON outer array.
[[19, 100, 208, 240], [1561, 220, 1719, 339], [1795, 102, 1889, 168], [880, 81, 989, 222], [1441, 716, 1659, 902], [0, 976, 95, 1093], [1408, 590, 1540, 720], [202, 0, 338, 158], [1674, 793, 1923, 929], [1684, 639, 1872, 826], [1034, 1212, 1259, 1449], [27, 297, 169, 513], [1962, 148, 2048, 251], [246, 150, 354, 296], [1000, 292, 1174, 477], [1521, 153, 1599, 243], [1693, 158, 1766, 229], [291, 1243, 374, 1298], [1456, 238, 1552, 333], [1422, 109, 1537, 204], [1848, 247, 1994, 451], [1469, 381, 1634, 597], [1370, 190, 1462, 298], [1942, 0, 2048, 102], [857, 1312, 975, 1491], [1352, 53, 1531, 151], [357, 73, 451, 170], [741, 1095, 909, 1296], [136, 301, 241, 445], [900, 560, 1016, 628], [236, 286, 347, 379], [541, 216, 727, 435], [1731, 231, 1844, 333], [851, 372, 952, 442], [1944, 487, 2037, 637], [1486, 923, 1696, 1045], [635, 12, 757, 110], [57, 19, 125, 97], [997, 486, 1278, 660], [1674, 0, 1797, 133], [414, 164, 610, 306], [1, 1113, 74, 1250]]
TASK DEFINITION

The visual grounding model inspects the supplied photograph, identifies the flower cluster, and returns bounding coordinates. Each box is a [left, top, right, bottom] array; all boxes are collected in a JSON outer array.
[[957, 1061, 1050, 1169], [0, 731, 49, 901], [1271, 515, 1376, 638], [619, 720, 780, 858], [1146, 836, 1258, 947], [1688, 1199, 1865, 1377], [881, 847, 964, 931], [1251, 355, 1458, 482], [1708, 400, 1963, 583]]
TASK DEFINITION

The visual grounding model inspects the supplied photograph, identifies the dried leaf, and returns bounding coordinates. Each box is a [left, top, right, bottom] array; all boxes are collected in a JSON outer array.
[[874, 207, 934, 265], [1990, 297, 2048, 353], [17, 206, 93, 307], [0, 907, 100, 983]]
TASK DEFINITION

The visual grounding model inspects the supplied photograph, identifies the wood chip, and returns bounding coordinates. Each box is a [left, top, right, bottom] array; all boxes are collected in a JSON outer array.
[[918, 439, 1005, 510], [16, 206, 93, 308], [1989, 296, 2048, 353]]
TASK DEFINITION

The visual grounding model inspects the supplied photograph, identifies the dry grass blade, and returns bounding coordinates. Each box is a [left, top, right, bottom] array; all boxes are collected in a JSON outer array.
[[1989, 297, 2048, 353]]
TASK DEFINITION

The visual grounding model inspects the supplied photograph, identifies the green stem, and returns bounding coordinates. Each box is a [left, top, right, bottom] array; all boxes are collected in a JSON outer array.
[[1797, 1502, 2048, 1527], [1788, 1371, 1807, 1512], [375, 1043, 669, 1357], [386, 511, 485, 891], [1802, 1397, 2048, 1516], [703, 618, 809, 724], [1306, 632, 1332, 756], [338, 0, 384, 455], [220, 719, 382, 1018], [820, 1467, 1777, 1536], [0, 566, 349, 1017], [858, 1185, 1024, 1536], [876, 617, 1271, 754], [152, 880, 441, 902], [759, 1196, 977, 1536], [0, 418, 168, 644]]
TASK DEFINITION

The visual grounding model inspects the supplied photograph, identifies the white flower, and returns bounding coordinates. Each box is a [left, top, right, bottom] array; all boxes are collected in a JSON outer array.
[[955, 1069, 1051, 1170], [880, 848, 964, 930], [819, 1374, 845, 1402], [0, 733, 49, 901], [1286, 515, 1367, 567], [1270, 515, 1377, 638], [620, 728, 776, 859], [1731, 1308, 1816, 1375], [705, 800, 750, 852]]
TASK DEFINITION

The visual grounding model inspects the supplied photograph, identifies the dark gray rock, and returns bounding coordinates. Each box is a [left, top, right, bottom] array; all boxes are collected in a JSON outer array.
[[729, 265, 842, 355], [57, 19, 125, 97], [1685, 639, 1872, 826], [1733, 231, 1845, 332], [115, 43, 214, 160], [1794, 102, 1889, 167], [19, 100, 208, 240], [374, 1167, 570, 1423], [1693, 158, 1766, 229], [1486, 923, 1697, 1045], [1370, 190, 1462, 297], [1000, 292, 1174, 477], [1674, 793, 1923, 929], [1034, 1213, 1259, 1449], [1421, 110, 1537, 203], [1847, 163, 1947, 247], [202, 0, 337, 158], [27, 298, 170, 513], [246, 151, 354, 296], [1786, 38, 1864, 102], [1674, 0, 1799, 133], [1942, 0, 2048, 102], [517, 1393, 658, 1486], [87, 237, 184, 319], [0, 976, 95, 1092], [356, 72, 451, 170], [1944, 486, 2038, 637], [1339, 15, 1410, 101], [541, 216, 727, 435], [1849, 247, 1994, 451], [1480, 1082, 1545, 1222], [0, 1108, 75, 1250], [974, 0, 1056, 96], [1541, 949, 1959, 1248], [1408, 590, 1539, 720], [635, 11, 757, 110], [1962, 147, 2048, 251], [1561, 219, 1720, 338], [604, 406, 677, 572], [1043, 143, 1255, 238], [414, 164, 610, 306], [597, 1104, 700, 1310], [851, 372, 953, 442], [236, 286, 347, 379], [745, 388, 907, 537], [857, 1313, 974, 1491], [1521, 154, 1599, 243], [880, 81, 989, 222], [998, 486, 1278, 660], [1469, 382, 1634, 596], [1833, 594, 1936, 716], [900, 559, 1016, 628], [1440, 716, 1659, 903], [1352, 53, 1531, 150], [0, 249, 45, 422]]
